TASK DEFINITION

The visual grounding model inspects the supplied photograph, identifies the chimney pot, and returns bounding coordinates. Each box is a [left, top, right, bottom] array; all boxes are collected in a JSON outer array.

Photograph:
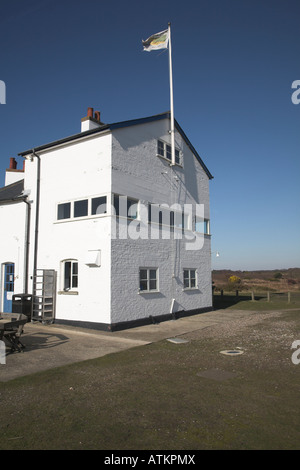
[[87, 107, 94, 118], [9, 157, 17, 170], [94, 111, 100, 122]]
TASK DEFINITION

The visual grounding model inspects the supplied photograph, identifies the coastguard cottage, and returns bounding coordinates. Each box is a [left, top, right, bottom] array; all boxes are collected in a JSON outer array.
[[0, 108, 213, 330]]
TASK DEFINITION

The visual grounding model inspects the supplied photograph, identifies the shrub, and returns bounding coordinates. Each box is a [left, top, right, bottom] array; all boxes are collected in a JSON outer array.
[[227, 275, 242, 291]]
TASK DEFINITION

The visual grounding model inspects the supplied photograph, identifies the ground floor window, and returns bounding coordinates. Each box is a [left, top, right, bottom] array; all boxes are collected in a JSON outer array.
[[183, 269, 197, 289], [139, 268, 158, 292], [62, 260, 78, 291]]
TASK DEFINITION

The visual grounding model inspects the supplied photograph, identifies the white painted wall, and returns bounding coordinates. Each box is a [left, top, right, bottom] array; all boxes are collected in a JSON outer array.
[[5, 170, 25, 186], [23, 132, 113, 324], [110, 118, 212, 324]]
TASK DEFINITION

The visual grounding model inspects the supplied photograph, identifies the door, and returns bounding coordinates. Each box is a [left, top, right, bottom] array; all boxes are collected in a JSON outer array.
[[3, 263, 15, 313]]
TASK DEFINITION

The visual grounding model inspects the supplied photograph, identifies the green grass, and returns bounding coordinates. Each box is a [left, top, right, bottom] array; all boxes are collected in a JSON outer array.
[[213, 291, 300, 311], [1, 309, 300, 450]]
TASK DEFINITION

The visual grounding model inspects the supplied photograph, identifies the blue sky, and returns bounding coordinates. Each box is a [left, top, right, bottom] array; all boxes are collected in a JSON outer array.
[[0, 0, 299, 271]]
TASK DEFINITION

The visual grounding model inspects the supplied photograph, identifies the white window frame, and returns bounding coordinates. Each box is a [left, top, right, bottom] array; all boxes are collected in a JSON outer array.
[[56, 194, 107, 222], [195, 217, 210, 235], [61, 259, 79, 292], [139, 268, 159, 293], [183, 269, 197, 290], [157, 139, 181, 166]]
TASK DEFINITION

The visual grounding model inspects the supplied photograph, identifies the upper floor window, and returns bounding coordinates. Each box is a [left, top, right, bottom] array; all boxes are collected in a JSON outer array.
[[57, 195, 107, 221], [113, 195, 138, 219], [57, 202, 71, 220], [92, 196, 107, 215], [148, 204, 190, 230], [157, 140, 180, 165], [195, 217, 210, 235], [74, 199, 88, 218]]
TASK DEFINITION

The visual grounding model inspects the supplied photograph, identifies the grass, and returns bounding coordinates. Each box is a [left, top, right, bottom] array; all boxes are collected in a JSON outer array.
[[0, 309, 300, 450], [213, 291, 300, 311]]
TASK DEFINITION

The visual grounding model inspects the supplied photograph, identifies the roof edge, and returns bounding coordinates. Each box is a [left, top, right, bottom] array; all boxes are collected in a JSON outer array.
[[17, 111, 213, 179], [174, 120, 213, 180]]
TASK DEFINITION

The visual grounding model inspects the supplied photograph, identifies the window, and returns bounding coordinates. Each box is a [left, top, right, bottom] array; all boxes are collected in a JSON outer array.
[[148, 204, 189, 231], [74, 199, 88, 218], [56, 195, 107, 221], [63, 260, 78, 291], [157, 140, 180, 165], [183, 269, 197, 289], [57, 202, 71, 220], [92, 196, 107, 215], [113, 195, 138, 219], [195, 217, 210, 234], [139, 268, 158, 292], [170, 210, 189, 230]]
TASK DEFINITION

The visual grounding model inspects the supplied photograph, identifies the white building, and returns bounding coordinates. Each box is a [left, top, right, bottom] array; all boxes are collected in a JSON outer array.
[[0, 109, 213, 331]]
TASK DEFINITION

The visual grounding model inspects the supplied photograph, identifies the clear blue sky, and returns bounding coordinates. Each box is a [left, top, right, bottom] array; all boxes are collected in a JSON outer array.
[[0, 0, 299, 271]]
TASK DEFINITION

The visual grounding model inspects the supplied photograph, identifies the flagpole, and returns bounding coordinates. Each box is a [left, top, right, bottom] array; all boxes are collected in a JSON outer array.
[[168, 22, 175, 166]]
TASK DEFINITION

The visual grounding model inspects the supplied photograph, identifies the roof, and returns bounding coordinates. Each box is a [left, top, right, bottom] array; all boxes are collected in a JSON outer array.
[[18, 112, 213, 179], [0, 179, 24, 204]]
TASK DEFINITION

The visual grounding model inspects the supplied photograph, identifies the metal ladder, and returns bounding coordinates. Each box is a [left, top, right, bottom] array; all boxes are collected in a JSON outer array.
[[32, 269, 57, 323]]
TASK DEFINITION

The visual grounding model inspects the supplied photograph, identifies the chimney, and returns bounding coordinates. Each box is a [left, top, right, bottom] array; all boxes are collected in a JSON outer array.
[[9, 157, 17, 170], [81, 107, 103, 132], [94, 111, 101, 121]]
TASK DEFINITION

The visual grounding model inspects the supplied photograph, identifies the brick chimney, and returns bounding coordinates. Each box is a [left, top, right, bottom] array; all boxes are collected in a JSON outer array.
[[81, 107, 103, 132], [9, 157, 17, 170]]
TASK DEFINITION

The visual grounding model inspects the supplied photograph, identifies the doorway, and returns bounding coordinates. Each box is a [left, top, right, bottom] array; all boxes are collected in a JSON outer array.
[[2, 263, 15, 313]]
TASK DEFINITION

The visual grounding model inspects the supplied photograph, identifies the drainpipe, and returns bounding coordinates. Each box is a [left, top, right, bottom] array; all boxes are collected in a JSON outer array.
[[24, 149, 41, 301], [23, 197, 31, 293], [31, 149, 41, 282]]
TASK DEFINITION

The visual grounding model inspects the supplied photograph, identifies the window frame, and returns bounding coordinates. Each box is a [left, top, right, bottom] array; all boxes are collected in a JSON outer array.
[[183, 268, 197, 290], [139, 267, 159, 293], [195, 217, 210, 235], [74, 198, 89, 218], [61, 259, 79, 292], [157, 139, 181, 166], [57, 202, 71, 220], [56, 194, 107, 222], [113, 194, 139, 220]]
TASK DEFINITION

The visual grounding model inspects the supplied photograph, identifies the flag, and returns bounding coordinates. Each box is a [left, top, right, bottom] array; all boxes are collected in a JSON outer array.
[[142, 29, 169, 51]]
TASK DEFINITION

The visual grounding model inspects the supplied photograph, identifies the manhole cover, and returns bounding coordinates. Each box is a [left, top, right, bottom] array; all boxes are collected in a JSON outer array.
[[220, 349, 244, 356], [167, 337, 189, 344]]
